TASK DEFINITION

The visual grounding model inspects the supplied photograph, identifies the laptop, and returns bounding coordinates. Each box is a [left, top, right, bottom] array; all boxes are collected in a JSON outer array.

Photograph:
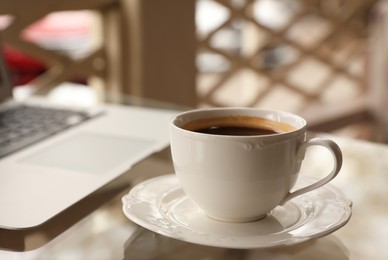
[[0, 41, 179, 230]]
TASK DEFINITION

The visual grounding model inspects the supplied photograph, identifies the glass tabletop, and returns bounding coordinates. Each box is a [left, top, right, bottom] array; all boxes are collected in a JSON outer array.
[[1, 86, 387, 260]]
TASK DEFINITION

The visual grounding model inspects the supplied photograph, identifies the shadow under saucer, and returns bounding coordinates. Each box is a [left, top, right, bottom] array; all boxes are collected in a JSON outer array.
[[123, 227, 349, 260]]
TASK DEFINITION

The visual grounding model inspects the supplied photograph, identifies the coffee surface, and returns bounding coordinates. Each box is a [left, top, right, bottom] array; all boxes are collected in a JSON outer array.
[[194, 126, 278, 136], [181, 116, 295, 136]]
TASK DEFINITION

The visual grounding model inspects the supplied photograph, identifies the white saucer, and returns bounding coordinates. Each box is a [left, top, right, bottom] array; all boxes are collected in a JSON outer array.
[[122, 174, 352, 249]]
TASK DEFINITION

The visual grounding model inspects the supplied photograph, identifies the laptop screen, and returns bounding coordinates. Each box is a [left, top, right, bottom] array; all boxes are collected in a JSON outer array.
[[0, 35, 12, 102]]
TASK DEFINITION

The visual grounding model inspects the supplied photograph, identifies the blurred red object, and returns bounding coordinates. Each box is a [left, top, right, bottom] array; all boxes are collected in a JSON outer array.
[[4, 45, 46, 86], [1, 11, 92, 87]]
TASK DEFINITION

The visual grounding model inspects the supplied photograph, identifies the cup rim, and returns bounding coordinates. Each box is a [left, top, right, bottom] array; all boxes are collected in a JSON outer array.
[[170, 107, 306, 139]]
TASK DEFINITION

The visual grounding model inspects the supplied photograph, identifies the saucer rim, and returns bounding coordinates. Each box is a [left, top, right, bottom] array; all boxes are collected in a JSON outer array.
[[122, 174, 352, 249]]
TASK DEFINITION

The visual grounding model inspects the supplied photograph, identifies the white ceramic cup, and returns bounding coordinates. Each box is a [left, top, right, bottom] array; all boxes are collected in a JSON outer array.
[[170, 108, 342, 223]]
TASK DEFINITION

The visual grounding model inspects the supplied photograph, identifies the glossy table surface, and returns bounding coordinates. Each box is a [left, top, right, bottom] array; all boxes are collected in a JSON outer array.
[[0, 87, 387, 260]]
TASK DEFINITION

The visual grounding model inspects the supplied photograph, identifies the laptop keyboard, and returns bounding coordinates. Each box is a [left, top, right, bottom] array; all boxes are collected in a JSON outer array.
[[0, 105, 93, 158]]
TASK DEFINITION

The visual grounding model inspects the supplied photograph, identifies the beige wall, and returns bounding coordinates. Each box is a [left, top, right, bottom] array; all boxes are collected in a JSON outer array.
[[119, 0, 197, 107]]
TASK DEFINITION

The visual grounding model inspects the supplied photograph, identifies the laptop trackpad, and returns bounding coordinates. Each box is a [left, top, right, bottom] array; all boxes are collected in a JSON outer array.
[[20, 133, 156, 174]]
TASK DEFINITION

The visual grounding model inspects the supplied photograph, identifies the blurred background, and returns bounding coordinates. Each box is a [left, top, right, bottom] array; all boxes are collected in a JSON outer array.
[[1, 0, 387, 141]]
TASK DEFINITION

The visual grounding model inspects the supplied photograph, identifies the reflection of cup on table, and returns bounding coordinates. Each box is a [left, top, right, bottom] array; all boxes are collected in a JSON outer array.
[[170, 108, 342, 223]]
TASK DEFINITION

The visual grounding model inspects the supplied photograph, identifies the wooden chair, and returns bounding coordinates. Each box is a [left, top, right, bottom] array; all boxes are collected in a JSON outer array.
[[0, 0, 197, 106]]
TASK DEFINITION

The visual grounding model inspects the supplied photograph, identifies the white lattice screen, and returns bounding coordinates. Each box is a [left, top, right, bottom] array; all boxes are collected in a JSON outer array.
[[196, 0, 377, 114]]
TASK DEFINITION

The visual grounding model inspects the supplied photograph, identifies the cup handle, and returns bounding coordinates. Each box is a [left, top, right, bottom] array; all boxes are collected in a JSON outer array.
[[279, 138, 343, 205]]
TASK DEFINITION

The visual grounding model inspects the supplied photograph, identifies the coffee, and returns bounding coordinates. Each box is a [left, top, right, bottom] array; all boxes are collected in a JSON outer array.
[[181, 116, 295, 136], [194, 126, 278, 136]]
